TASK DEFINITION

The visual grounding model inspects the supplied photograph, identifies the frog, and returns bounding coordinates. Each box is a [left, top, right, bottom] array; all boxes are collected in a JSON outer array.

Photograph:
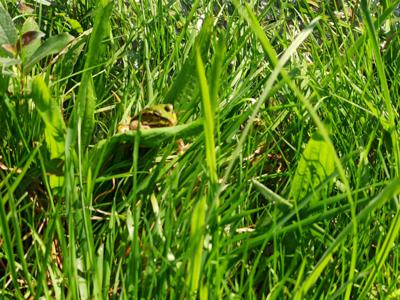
[[118, 104, 177, 133]]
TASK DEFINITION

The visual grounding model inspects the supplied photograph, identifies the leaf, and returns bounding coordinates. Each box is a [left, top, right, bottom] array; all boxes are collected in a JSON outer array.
[[65, 17, 83, 33], [20, 18, 42, 63], [53, 31, 88, 80], [32, 76, 66, 190], [0, 4, 17, 46], [89, 119, 203, 177], [1, 44, 16, 56], [0, 72, 9, 94], [24, 33, 74, 73], [289, 131, 335, 204], [0, 57, 20, 76], [196, 46, 217, 185], [31, 76, 66, 160], [19, 31, 44, 48]]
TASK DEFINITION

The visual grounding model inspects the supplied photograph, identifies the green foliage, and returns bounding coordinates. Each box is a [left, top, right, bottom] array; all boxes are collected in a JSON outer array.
[[24, 33, 74, 73], [69, 0, 113, 149], [289, 131, 335, 204], [32, 76, 66, 159], [0, 4, 17, 46], [1, 1, 400, 299]]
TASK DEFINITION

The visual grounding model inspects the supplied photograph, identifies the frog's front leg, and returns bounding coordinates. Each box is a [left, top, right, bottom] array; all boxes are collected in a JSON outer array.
[[129, 120, 152, 130]]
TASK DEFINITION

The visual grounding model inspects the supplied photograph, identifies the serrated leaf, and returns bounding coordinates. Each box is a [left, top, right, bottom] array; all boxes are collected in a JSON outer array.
[[289, 131, 335, 204], [0, 4, 17, 45], [24, 33, 74, 73]]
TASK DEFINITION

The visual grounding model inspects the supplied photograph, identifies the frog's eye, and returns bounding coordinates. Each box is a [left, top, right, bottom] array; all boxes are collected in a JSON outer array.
[[164, 104, 173, 112]]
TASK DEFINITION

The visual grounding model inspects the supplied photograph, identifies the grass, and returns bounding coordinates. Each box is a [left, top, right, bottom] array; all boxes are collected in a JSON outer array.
[[0, 0, 400, 299]]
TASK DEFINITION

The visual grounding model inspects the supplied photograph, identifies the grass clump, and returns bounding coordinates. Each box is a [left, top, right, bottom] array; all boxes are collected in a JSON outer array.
[[0, 0, 400, 298]]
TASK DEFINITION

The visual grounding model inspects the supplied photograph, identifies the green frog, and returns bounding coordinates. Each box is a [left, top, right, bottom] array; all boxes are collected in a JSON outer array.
[[118, 104, 177, 133]]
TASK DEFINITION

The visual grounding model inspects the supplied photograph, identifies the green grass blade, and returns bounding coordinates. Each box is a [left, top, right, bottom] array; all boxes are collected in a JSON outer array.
[[165, 17, 212, 113], [187, 196, 206, 296], [232, 3, 360, 296], [359, 207, 400, 298], [295, 177, 400, 298], [0, 147, 39, 297], [196, 47, 217, 186], [360, 0, 399, 176], [70, 0, 113, 149], [32, 76, 65, 190]]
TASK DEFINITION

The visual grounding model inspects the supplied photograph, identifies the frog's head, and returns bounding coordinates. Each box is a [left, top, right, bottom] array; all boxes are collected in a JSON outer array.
[[136, 104, 177, 128]]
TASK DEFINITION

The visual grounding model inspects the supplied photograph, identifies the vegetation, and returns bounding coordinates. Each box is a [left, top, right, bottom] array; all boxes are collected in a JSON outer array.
[[0, 0, 399, 298]]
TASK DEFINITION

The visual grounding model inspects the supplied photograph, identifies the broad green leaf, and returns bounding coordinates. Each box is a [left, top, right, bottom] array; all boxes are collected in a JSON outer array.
[[31, 76, 66, 190], [24, 33, 74, 73], [0, 4, 17, 46], [289, 131, 335, 204], [20, 17, 42, 64], [32, 76, 66, 160]]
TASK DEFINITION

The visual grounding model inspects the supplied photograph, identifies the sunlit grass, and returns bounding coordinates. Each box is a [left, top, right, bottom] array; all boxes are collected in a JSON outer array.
[[0, 0, 400, 299]]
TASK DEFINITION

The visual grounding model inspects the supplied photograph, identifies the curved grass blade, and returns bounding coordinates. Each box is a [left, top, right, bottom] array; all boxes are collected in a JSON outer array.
[[69, 0, 113, 150], [231, 2, 358, 296], [187, 197, 206, 296], [358, 207, 400, 298], [360, 0, 399, 176], [164, 17, 213, 113], [0, 147, 39, 297], [295, 178, 400, 298]]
